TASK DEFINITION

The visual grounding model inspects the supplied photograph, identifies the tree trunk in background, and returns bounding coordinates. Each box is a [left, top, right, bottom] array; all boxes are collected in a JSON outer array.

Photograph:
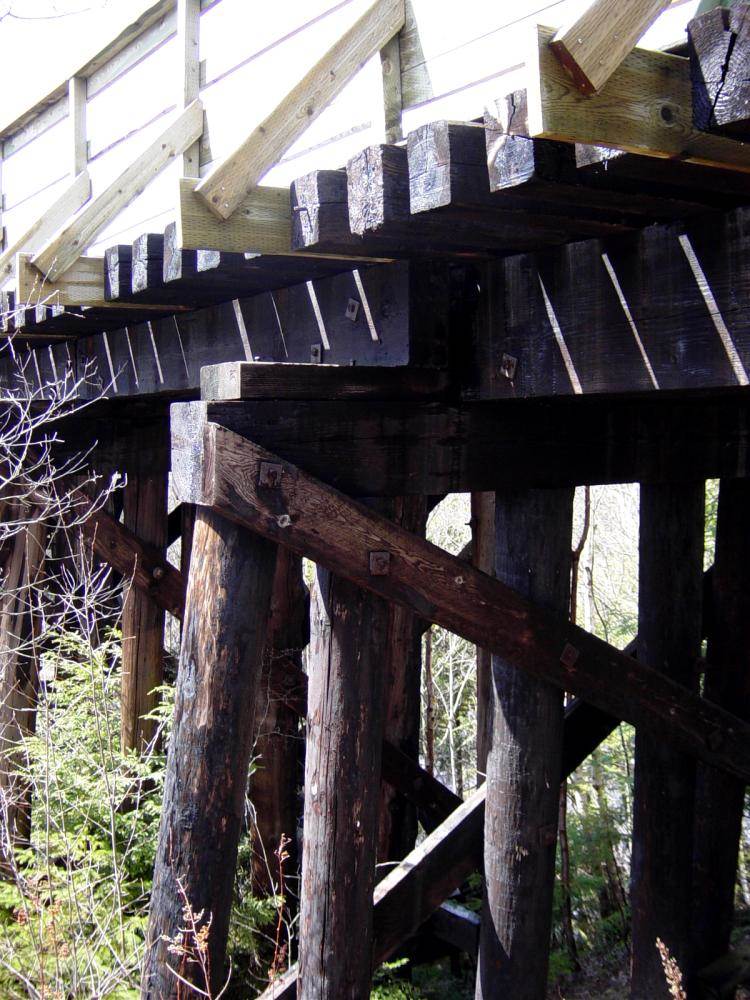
[[0, 513, 45, 871], [692, 479, 750, 977], [141, 509, 277, 999], [630, 482, 704, 999], [298, 562, 388, 999], [251, 548, 308, 898], [377, 496, 428, 867], [121, 426, 168, 753], [476, 487, 573, 1000]]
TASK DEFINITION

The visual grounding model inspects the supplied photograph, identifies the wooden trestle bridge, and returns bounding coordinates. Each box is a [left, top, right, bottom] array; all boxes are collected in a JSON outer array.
[[2, 0, 750, 996]]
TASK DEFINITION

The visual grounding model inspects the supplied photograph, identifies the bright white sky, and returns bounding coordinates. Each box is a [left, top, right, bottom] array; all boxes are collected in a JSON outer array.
[[0, 1, 150, 103], [0, 0, 700, 252]]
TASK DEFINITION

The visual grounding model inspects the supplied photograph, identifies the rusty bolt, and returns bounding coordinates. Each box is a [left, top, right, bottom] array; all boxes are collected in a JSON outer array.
[[369, 551, 391, 576], [277, 514, 292, 528], [346, 298, 360, 322], [258, 461, 283, 488]]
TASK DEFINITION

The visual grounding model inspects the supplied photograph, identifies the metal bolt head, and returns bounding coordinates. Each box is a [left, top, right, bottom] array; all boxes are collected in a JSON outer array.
[[500, 353, 518, 381], [152, 566, 165, 580], [258, 462, 283, 488], [346, 298, 360, 322], [560, 643, 580, 669], [369, 551, 391, 576], [277, 514, 292, 528], [310, 344, 322, 363]]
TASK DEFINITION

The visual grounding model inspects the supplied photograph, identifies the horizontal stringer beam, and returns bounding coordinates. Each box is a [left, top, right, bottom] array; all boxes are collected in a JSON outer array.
[[181, 419, 750, 785]]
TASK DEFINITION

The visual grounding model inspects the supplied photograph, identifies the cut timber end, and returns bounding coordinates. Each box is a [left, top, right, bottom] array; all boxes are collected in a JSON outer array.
[[526, 24, 750, 173], [177, 177, 292, 256], [15, 252, 185, 312], [550, 0, 672, 95], [689, 5, 750, 138]]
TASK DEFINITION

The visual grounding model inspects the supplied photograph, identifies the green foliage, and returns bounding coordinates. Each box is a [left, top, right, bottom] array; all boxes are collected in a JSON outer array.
[[0, 629, 279, 999], [0, 630, 165, 998]]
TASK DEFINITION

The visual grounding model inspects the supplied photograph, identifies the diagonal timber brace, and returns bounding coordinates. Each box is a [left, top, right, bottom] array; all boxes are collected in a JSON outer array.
[[80, 490, 629, 833], [70, 486, 184, 619], [192, 421, 750, 784]]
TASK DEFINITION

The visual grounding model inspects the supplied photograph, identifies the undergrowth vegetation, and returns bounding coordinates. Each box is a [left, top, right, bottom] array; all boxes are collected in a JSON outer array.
[[0, 480, 746, 998]]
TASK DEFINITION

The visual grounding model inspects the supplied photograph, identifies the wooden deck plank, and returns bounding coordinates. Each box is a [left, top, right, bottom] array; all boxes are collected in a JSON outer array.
[[526, 24, 750, 172]]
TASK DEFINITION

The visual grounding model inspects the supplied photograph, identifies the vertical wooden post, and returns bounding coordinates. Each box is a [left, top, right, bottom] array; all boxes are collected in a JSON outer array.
[[178, 0, 201, 178], [298, 561, 388, 998], [471, 492, 495, 782], [380, 27, 403, 144], [120, 427, 168, 754], [691, 480, 750, 975], [476, 487, 573, 1000], [377, 496, 428, 865], [630, 482, 704, 999], [141, 508, 277, 999], [68, 76, 87, 177], [179, 502, 196, 581], [251, 547, 308, 896], [0, 513, 45, 870]]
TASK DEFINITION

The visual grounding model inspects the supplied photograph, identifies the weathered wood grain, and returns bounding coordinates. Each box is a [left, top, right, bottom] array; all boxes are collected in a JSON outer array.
[[630, 483, 705, 998], [120, 427, 168, 754], [17, 253, 141, 312], [526, 24, 750, 173], [77, 486, 183, 618], [551, 0, 671, 95], [201, 422, 750, 782], [170, 391, 750, 501], [689, 5, 750, 138], [484, 90, 723, 223], [692, 481, 750, 977], [472, 492, 495, 778], [141, 508, 277, 998], [377, 496, 428, 863], [251, 548, 307, 897], [477, 488, 572, 998], [408, 120, 638, 241], [178, 177, 293, 256], [299, 556, 388, 997], [200, 361, 449, 402]]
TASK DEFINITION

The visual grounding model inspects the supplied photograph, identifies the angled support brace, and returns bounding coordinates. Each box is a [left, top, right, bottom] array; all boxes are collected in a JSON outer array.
[[190, 420, 750, 784], [194, 0, 405, 220]]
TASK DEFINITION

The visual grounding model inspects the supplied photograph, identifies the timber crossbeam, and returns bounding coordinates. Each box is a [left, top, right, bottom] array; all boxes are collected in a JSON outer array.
[[174, 419, 750, 784]]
